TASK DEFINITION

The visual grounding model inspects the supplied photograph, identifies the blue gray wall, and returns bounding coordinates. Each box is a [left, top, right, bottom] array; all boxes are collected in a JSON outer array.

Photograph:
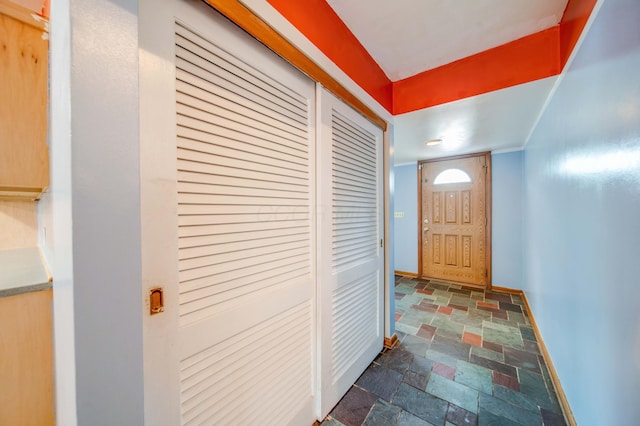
[[393, 164, 419, 273], [522, 0, 640, 423], [491, 151, 523, 288]]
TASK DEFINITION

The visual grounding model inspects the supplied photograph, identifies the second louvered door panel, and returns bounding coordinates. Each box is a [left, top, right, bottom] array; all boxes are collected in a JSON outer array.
[[174, 12, 315, 426], [318, 89, 384, 417]]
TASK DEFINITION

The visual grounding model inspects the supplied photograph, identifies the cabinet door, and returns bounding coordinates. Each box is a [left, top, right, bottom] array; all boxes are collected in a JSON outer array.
[[0, 290, 54, 425], [0, 14, 48, 197]]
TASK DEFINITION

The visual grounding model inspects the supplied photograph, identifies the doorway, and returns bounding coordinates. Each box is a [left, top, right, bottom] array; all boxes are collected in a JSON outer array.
[[418, 153, 491, 288]]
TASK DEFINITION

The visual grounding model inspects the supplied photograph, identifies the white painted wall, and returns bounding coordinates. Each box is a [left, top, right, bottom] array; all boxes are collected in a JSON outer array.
[[44, 0, 145, 424], [523, 0, 640, 423], [39, 0, 76, 424]]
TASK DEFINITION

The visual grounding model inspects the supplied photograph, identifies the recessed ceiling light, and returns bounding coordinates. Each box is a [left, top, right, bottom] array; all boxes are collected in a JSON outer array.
[[425, 139, 442, 146]]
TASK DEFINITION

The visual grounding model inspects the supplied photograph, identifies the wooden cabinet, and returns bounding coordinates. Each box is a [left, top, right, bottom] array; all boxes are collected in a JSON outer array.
[[0, 289, 54, 425], [0, 12, 48, 199]]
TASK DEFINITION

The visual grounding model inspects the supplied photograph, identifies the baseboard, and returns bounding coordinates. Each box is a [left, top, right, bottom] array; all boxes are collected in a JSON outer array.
[[394, 270, 418, 278], [492, 287, 577, 426], [384, 333, 399, 350]]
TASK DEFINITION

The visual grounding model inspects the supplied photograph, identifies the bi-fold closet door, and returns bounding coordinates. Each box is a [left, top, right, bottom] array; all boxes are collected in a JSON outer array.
[[140, 1, 383, 424]]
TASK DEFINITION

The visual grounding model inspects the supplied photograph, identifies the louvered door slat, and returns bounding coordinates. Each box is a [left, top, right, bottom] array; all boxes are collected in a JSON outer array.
[[174, 16, 315, 426], [319, 89, 383, 418]]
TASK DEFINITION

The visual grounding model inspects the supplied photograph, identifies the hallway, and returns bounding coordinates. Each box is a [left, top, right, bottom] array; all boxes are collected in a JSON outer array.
[[321, 276, 566, 426]]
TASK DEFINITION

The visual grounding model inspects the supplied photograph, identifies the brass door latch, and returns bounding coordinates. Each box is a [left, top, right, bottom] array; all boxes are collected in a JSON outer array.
[[149, 287, 164, 315]]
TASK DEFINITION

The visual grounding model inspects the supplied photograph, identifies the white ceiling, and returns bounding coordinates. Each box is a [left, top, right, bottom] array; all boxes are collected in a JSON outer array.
[[326, 0, 568, 81], [322, 0, 568, 165], [392, 76, 558, 164]]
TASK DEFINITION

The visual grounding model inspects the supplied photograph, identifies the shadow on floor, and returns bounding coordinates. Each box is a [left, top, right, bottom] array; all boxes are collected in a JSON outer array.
[[321, 277, 567, 426]]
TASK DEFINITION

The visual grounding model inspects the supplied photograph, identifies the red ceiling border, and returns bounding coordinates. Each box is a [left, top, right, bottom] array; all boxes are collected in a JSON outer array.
[[266, 0, 393, 112], [267, 0, 597, 115]]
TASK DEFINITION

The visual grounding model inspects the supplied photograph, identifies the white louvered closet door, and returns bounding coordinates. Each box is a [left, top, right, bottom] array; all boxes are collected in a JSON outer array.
[[173, 12, 316, 426], [318, 89, 385, 417]]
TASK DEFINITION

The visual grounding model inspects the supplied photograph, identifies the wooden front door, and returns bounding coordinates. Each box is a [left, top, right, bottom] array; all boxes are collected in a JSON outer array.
[[419, 153, 491, 288]]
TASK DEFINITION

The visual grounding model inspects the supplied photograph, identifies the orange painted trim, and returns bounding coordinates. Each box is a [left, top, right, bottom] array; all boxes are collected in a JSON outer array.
[[559, 0, 597, 67], [266, 0, 392, 112], [392, 28, 561, 115]]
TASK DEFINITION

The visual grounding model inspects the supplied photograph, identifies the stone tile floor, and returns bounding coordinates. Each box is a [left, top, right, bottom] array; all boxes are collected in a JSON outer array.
[[321, 276, 567, 426]]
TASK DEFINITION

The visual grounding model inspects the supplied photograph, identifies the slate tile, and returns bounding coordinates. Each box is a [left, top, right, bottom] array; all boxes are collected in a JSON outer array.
[[471, 346, 504, 363], [435, 327, 463, 341], [396, 410, 432, 426], [356, 363, 403, 401], [448, 287, 472, 296], [362, 400, 401, 426], [477, 301, 499, 309], [451, 296, 477, 308], [498, 302, 523, 313], [431, 335, 471, 360], [523, 339, 541, 355], [392, 382, 448, 425], [412, 302, 439, 312], [385, 349, 414, 374], [519, 369, 553, 409], [395, 323, 419, 336], [417, 324, 437, 340], [484, 292, 513, 303], [477, 408, 521, 426], [438, 306, 453, 315], [403, 370, 429, 391], [482, 325, 523, 349], [506, 311, 526, 325], [432, 316, 465, 336], [447, 403, 478, 426], [467, 308, 492, 320], [399, 315, 424, 328], [492, 385, 537, 412], [432, 362, 456, 380], [510, 295, 524, 305], [462, 332, 482, 347], [416, 288, 434, 296], [541, 407, 567, 426], [469, 354, 517, 377], [477, 306, 500, 314], [491, 310, 508, 320], [504, 347, 540, 373], [492, 371, 520, 392], [409, 355, 433, 375], [401, 334, 430, 357], [455, 360, 493, 395], [478, 393, 541, 426], [330, 386, 378, 426], [519, 325, 537, 342], [426, 374, 479, 414], [426, 350, 459, 368], [482, 341, 503, 354], [449, 303, 470, 312], [427, 282, 451, 291]]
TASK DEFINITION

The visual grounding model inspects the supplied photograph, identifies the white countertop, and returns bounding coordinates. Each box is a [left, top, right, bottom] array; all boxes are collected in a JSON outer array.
[[0, 247, 51, 297]]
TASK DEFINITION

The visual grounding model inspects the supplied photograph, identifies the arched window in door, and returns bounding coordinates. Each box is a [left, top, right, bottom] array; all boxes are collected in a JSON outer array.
[[433, 168, 472, 185]]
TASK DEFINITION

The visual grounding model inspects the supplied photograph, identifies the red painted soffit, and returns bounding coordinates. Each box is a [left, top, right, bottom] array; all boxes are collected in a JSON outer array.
[[560, 0, 598, 67], [266, 0, 393, 112], [393, 28, 561, 114], [268, 0, 596, 115]]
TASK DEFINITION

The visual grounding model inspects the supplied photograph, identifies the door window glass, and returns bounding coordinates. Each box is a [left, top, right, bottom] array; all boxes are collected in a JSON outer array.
[[433, 168, 472, 185]]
